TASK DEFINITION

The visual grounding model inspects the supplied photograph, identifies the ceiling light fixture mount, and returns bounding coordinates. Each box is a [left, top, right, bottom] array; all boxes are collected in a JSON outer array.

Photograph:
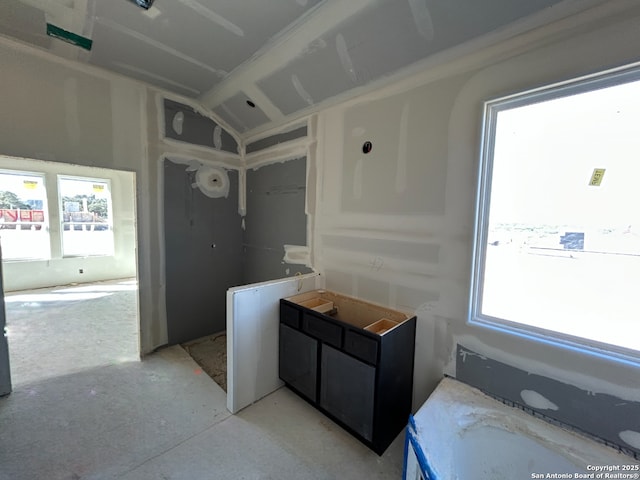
[[130, 0, 155, 10]]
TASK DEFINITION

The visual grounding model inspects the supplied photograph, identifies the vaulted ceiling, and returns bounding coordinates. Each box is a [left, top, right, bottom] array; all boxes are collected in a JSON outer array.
[[0, 0, 607, 137]]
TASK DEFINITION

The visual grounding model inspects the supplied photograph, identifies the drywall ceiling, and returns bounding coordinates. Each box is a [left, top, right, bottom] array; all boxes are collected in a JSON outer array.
[[0, 0, 607, 137]]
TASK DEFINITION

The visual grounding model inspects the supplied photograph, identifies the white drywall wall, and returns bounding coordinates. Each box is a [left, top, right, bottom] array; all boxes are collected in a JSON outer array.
[[0, 156, 137, 291], [311, 2, 640, 410], [0, 37, 165, 354], [0, 35, 242, 355]]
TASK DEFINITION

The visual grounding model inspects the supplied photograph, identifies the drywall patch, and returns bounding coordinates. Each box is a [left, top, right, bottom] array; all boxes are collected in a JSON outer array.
[[456, 345, 640, 457], [408, 0, 435, 42], [620, 431, 640, 451], [163, 99, 238, 153], [213, 125, 222, 150], [520, 390, 559, 411], [172, 111, 184, 135], [292, 74, 314, 106], [245, 125, 308, 154], [193, 166, 230, 199], [283, 245, 310, 266], [336, 33, 357, 83]]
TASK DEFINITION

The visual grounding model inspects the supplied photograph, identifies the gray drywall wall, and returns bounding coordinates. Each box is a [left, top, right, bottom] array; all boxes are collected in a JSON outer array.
[[164, 159, 243, 345], [456, 344, 640, 458], [164, 99, 238, 154], [243, 157, 311, 284]]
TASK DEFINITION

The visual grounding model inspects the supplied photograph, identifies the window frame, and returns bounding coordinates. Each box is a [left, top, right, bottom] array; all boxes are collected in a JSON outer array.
[[469, 62, 640, 365], [58, 174, 115, 258], [0, 168, 51, 261]]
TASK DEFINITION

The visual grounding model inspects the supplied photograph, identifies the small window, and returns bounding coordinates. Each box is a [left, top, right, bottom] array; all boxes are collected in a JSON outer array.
[[59, 176, 114, 257], [0, 171, 50, 260], [470, 64, 640, 360]]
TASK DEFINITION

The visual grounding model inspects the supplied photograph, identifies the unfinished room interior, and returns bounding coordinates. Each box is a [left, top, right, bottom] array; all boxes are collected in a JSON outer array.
[[1, 0, 639, 478]]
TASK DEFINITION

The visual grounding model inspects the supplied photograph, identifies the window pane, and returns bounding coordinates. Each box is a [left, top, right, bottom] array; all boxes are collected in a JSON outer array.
[[478, 75, 640, 355], [60, 177, 114, 257], [0, 172, 49, 260]]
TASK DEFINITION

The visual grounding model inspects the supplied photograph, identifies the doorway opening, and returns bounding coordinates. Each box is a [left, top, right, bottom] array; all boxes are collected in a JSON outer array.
[[0, 158, 139, 390]]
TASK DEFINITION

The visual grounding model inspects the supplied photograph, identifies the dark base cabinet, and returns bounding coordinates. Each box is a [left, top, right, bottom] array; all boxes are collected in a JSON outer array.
[[279, 290, 416, 455]]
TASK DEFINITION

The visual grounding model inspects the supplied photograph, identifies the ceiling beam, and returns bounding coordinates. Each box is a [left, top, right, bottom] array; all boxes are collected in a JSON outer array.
[[198, 0, 376, 109]]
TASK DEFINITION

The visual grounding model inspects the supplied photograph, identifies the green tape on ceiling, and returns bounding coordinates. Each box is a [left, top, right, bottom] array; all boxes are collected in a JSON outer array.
[[46, 23, 93, 51]]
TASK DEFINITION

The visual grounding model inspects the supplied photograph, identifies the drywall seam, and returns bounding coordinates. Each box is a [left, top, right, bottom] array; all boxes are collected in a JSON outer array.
[[238, 167, 246, 217], [396, 102, 410, 194], [235, 0, 621, 140], [0, 30, 212, 126], [449, 335, 640, 402], [112, 62, 201, 96], [245, 118, 309, 145], [305, 141, 317, 271], [408, 0, 435, 42], [291, 74, 314, 106], [63, 77, 81, 147], [139, 89, 166, 355], [335, 33, 357, 83], [164, 154, 241, 173], [161, 139, 241, 163], [245, 137, 309, 164], [219, 103, 247, 133], [95, 16, 227, 78], [156, 93, 242, 152], [175, 0, 244, 37], [199, 0, 374, 107], [241, 84, 284, 121], [21, 0, 85, 27], [245, 144, 310, 170]]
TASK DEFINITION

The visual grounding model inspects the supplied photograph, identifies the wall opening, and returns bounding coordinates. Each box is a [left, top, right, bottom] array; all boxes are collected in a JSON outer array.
[[0, 157, 139, 390]]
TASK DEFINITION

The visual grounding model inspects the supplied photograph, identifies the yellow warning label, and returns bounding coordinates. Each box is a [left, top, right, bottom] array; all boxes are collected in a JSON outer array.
[[23, 180, 38, 190], [93, 184, 105, 192], [589, 168, 606, 186]]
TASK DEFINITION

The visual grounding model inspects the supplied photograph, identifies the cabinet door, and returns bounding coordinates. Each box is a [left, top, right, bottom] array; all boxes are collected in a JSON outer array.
[[320, 345, 375, 441], [279, 324, 318, 402]]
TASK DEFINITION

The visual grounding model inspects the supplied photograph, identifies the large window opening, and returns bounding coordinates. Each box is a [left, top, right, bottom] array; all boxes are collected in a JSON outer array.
[[0, 171, 49, 260], [471, 64, 640, 360], [59, 176, 114, 257]]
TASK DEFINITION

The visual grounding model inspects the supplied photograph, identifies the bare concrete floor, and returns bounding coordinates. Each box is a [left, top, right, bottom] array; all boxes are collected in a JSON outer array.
[[5, 278, 139, 387], [183, 333, 227, 392], [0, 280, 405, 479]]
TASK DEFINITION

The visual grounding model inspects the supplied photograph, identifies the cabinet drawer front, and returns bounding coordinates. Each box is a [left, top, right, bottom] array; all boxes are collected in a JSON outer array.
[[302, 313, 342, 348], [280, 302, 301, 329], [344, 330, 378, 365]]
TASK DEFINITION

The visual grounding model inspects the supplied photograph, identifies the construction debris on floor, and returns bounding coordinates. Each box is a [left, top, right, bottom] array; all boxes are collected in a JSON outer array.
[[182, 333, 227, 392]]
